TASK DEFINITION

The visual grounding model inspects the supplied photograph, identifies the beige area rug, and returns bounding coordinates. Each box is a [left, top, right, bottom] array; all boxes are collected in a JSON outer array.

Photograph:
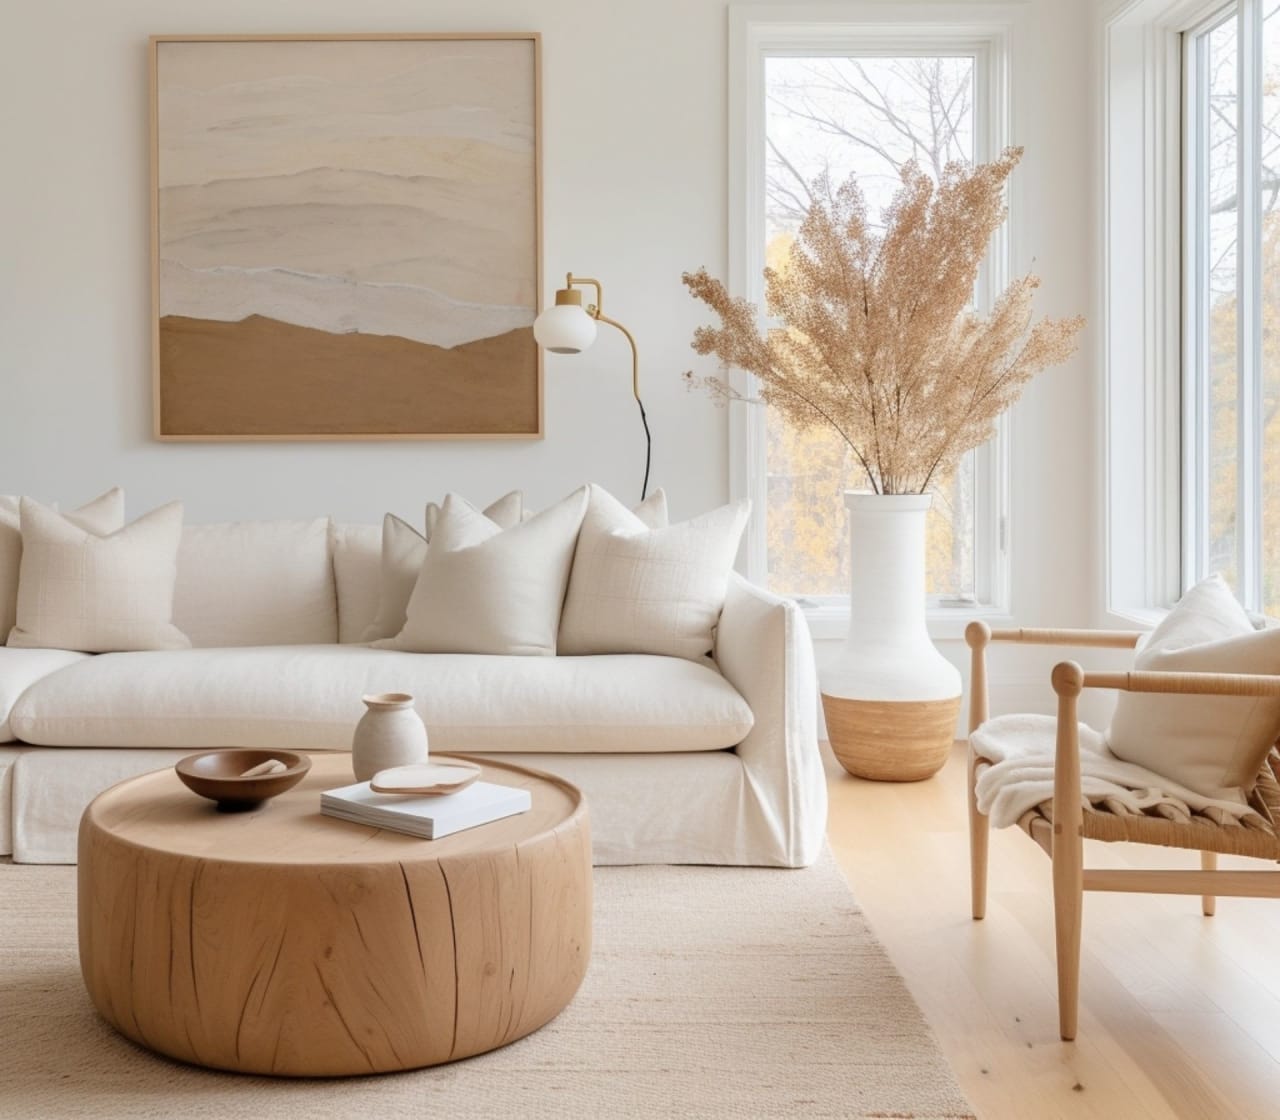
[[0, 851, 972, 1120]]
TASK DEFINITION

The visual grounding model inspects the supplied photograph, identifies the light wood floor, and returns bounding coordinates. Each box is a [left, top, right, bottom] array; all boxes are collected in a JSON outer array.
[[826, 741, 1280, 1120]]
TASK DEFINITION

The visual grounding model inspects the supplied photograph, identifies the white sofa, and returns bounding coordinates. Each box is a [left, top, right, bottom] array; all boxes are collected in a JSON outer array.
[[0, 518, 827, 866]]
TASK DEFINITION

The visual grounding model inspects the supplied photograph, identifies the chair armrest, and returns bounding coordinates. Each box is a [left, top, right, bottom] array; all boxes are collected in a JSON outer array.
[[963, 622, 1145, 736], [714, 573, 827, 867], [1079, 669, 1280, 697], [988, 626, 1144, 649]]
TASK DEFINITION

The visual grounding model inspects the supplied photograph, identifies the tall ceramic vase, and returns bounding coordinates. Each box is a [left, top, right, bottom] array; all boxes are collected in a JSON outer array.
[[820, 492, 962, 782]]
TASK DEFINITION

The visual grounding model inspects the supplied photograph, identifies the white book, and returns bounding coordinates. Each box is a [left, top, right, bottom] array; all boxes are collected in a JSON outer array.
[[321, 780, 531, 840]]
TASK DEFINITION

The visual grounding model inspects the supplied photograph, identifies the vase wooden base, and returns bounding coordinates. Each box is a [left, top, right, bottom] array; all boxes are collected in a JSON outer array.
[[822, 693, 960, 782]]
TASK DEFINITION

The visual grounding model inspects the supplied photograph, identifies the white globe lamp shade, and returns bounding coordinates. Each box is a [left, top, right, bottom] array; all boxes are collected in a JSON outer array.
[[534, 297, 597, 354]]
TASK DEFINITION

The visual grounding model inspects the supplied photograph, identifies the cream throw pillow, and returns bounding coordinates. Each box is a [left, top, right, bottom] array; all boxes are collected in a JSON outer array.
[[1106, 575, 1280, 802], [0, 488, 123, 643], [520, 488, 668, 531], [558, 485, 750, 660], [638, 488, 669, 529], [377, 487, 588, 656], [360, 492, 523, 642], [8, 498, 190, 653], [425, 491, 522, 539]]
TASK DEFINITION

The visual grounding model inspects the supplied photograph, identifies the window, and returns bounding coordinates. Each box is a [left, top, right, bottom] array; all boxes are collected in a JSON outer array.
[[730, 11, 1012, 622], [1183, 0, 1280, 614]]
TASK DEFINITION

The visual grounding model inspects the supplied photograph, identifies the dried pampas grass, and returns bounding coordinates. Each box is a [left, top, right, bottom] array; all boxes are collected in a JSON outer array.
[[683, 147, 1083, 494]]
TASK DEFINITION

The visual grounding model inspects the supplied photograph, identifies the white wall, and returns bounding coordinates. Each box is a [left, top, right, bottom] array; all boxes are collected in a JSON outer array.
[[0, 0, 738, 525], [1, 0, 1116, 719]]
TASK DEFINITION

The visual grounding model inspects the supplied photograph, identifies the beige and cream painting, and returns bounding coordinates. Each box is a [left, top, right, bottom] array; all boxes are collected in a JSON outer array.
[[152, 35, 540, 438]]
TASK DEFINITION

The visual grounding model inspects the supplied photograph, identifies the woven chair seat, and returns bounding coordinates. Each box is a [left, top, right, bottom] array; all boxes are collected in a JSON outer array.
[[974, 748, 1280, 860]]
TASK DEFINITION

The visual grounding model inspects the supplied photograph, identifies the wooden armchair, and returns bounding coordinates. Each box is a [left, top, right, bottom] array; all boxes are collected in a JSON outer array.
[[965, 621, 1280, 1041]]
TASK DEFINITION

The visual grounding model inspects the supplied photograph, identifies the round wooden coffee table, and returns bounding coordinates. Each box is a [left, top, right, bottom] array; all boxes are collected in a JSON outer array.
[[77, 753, 591, 1077]]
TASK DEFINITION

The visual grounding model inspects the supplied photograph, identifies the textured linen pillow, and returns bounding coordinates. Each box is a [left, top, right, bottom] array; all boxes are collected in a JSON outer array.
[[0, 488, 124, 643], [377, 487, 588, 656], [360, 492, 523, 642], [558, 485, 750, 660], [1106, 574, 1280, 802], [8, 498, 190, 653]]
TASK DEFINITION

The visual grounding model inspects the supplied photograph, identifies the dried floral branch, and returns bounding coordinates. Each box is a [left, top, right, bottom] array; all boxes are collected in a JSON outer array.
[[683, 147, 1084, 494]]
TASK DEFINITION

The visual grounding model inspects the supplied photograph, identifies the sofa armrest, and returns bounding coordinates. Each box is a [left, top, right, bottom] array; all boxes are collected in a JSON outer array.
[[714, 573, 828, 867]]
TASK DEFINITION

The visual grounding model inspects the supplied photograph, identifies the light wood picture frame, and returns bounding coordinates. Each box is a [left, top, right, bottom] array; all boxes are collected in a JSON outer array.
[[149, 32, 543, 441]]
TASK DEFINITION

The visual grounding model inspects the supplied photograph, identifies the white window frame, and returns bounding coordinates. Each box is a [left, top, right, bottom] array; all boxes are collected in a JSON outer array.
[[1102, 0, 1260, 624], [1182, 0, 1268, 610], [728, 4, 1018, 639]]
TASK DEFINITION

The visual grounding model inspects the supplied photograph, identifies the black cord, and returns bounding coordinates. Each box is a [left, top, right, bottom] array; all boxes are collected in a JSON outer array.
[[637, 396, 652, 502]]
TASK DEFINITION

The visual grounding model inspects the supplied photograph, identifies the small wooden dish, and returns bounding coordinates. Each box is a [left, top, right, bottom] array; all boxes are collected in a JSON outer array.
[[175, 749, 311, 812], [370, 762, 482, 796]]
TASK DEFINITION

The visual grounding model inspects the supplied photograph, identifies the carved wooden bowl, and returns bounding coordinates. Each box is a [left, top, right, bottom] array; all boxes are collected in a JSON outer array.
[[175, 749, 311, 812]]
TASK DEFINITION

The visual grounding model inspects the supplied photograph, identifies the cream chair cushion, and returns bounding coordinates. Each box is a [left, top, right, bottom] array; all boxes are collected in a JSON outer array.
[[8, 499, 189, 653], [0, 488, 123, 642], [377, 487, 588, 656], [559, 486, 750, 660], [360, 491, 523, 642], [1106, 574, 1280, 802]]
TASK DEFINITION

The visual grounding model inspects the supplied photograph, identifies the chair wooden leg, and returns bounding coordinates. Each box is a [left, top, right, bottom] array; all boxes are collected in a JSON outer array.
[[1052, 835, 1083, 1041], [1051, 664, 1085, 1042], [1201, 851, 1217, 916], [968, 747, 989, 920]]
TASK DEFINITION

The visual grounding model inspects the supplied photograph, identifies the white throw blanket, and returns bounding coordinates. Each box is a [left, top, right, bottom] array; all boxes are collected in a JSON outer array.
[[971, 714, 1267, 830]]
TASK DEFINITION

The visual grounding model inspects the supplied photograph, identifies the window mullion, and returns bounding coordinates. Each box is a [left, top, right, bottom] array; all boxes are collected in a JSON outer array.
[[1238, 0, 1264, 610], [1187, 24, 1212, 588]]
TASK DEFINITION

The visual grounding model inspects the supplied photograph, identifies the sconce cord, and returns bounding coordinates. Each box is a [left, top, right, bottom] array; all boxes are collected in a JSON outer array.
[[637, 397, 651, 502]]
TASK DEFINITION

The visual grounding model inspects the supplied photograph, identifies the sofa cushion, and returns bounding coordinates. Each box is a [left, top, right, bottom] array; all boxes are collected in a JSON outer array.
[[173, 519, 337, 647], [9, 645, 755, 754], [330, 523, 381, 643], [0, 648, 90, 741]]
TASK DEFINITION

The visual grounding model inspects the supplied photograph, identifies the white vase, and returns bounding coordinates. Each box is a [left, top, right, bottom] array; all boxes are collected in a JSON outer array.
[[820, 492, 962, 781], [351, 692, 429, 782]]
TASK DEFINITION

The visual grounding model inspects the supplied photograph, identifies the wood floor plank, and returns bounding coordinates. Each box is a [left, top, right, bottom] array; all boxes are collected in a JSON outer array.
[[826, 742, 1280, 1120]]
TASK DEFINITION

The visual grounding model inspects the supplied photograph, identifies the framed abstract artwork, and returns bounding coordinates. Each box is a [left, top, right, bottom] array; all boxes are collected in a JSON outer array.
[[149, 33, 542, 440]]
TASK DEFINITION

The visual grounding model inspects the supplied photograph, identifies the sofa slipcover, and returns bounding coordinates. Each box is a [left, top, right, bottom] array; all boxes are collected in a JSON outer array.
[[8, 747, 191, 863], [10, 646, 755, 754], [1, 518, 827, 868], [0, 746, 23, 856]]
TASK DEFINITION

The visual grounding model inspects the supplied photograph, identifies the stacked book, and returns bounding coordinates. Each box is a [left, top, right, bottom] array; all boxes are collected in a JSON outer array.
[[321, 780, 531, 839]]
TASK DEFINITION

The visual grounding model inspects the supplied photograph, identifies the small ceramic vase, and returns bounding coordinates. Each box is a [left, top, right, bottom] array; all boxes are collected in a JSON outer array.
[[351, 692, 429, 782]]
